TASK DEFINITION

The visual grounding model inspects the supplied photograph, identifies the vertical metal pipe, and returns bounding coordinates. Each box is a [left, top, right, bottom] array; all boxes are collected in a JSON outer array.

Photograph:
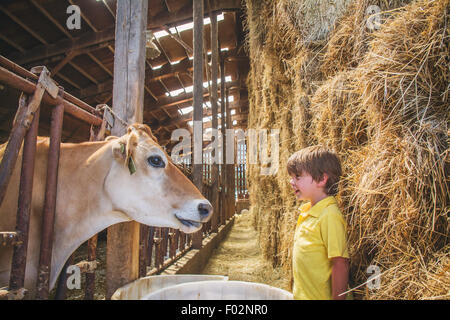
[[84, 121, 106, 300], [139, 225, 149, 278], [210, 11, 220, 233], [192, 0, 204, 249], [54, 255, 73, 300], [0, 94, 32, 208], [225, 88, 233, 220], [9, 98, 40, 294], [84, 234, 97, 300], [36, 88, 64, 299], [146, 227, 155, 270], [220, 57, 226, 225]]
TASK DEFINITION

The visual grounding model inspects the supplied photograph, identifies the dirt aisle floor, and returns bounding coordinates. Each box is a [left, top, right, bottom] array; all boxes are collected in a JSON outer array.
[[201, 210, 291, 291]]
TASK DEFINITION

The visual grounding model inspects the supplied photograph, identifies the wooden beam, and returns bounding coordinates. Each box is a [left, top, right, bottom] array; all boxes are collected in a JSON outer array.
[[192, 0, 204, 249], [54, 73, 82, 90], [163, 26, 193, 55], [209, 8, 220, 232], [29, 0, 71, 38], [68, 61, 99, 85], [101, 0, 116, 19], [153, 104, 247, 129], [146, 80, 239, 113], [9, 26, 116, 65], [106, 0, 148, 300], [51, 52, 76, 76], [0, 5, 48, 45], [6, 0, 242, 66], [163, 0, 186, 13], [147, 0, 241, 29], [0, 33, 25, 53], [87, 53, 113, 77]]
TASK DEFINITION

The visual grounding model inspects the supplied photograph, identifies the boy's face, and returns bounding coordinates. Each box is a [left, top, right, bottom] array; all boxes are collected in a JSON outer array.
[[289, 172, 323, 202]]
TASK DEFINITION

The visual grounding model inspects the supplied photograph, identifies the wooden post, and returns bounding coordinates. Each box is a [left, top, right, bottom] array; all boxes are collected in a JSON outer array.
[[210, 11, 220, 233], [191, 0, 204, 249], [106, 0, 148, 299], [36, 88, 65, 300], [220, 57, 227, 225], [225, 88, 235, 220], [8, 98, 40, 295]]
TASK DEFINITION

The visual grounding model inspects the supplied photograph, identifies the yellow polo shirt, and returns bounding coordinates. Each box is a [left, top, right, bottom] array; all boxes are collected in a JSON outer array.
[[292, 196, 349, 300]]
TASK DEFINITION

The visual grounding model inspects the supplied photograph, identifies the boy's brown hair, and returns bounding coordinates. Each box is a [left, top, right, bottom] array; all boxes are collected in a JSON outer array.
[[287, 146, 342, 196]]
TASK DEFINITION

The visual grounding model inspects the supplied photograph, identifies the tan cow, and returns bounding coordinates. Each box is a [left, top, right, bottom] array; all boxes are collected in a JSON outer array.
[[0, 123, 212, 298]]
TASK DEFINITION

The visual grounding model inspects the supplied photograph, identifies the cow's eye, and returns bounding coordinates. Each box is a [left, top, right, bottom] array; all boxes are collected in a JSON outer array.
[[147, 155, 165, 168]]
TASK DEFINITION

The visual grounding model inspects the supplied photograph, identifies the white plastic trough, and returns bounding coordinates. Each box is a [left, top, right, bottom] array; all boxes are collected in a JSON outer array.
[[141, 280, 294, 300], [111, 275, 228, 300]]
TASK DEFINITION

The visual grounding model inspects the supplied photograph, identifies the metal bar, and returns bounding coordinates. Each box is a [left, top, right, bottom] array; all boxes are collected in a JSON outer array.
[[161, 228, 169, 263], [155, 228, 163, 269], [0, 56, 96, 114], [139, 225, 150, 278], [36, 88, 65, 299], [147, 227, 155, 271], [0, 94, 30, 208], [192, 0, 204, 250], [8, 99, 40, 295], [0, 65, 101, 125], [54, 255, 73, 300], [84, 234, 97, 300], [83, 122, 106, 300]]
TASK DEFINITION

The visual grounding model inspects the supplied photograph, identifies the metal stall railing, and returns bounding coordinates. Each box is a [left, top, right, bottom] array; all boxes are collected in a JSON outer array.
[[236, 139, 248, 200], [0, 55, 105, 300]]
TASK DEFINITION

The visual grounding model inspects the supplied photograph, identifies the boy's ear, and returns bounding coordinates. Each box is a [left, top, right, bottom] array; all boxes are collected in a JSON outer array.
[[317, 173, 329, 187]]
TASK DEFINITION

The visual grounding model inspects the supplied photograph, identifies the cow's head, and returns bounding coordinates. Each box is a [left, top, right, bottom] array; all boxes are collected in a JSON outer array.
[[104, 123, 212, 233]]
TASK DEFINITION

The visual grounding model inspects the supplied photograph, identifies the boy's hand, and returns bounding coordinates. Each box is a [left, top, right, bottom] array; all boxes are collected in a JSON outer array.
[[331, 257, 349, 300]]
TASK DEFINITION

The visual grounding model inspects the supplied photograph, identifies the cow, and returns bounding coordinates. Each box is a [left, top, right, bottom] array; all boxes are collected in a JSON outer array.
[[0, 123, 212, 298]]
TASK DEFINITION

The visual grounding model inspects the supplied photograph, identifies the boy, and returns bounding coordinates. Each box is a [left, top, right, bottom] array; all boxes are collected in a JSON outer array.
[[287, 146, 349, 300]]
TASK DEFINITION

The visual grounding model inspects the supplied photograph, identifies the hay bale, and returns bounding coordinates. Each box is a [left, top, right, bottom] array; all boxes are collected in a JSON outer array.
[[278, 0, 352, 44], [244, 0, 449, 299], [321, 0, 413, 77]]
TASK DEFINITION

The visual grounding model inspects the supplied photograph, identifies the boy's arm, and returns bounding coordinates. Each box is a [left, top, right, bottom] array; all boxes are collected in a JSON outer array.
[[331, 257, 349, 300]]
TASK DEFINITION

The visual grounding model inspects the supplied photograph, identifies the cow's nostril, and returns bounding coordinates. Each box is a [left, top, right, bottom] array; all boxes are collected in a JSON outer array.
[[198, 202, 212, 217]]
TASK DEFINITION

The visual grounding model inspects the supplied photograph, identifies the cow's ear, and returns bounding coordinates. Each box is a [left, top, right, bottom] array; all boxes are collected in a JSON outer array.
[[112, 130, 139, 174], [112, 139, 126, 162]]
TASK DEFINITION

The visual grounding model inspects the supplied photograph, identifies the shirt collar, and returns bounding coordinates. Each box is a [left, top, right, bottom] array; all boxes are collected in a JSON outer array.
[[299, 196, 337, 218]]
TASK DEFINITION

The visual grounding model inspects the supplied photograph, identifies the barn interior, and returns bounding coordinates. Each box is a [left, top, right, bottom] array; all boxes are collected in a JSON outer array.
[[1, 0, 448, 301]]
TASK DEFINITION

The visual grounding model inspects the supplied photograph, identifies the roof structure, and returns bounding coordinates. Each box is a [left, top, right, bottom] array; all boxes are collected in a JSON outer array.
[[0, 0, 249, 145]]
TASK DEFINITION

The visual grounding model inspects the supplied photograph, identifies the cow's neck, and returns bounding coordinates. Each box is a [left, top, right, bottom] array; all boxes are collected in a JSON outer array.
[[50, 141, 130, 290]]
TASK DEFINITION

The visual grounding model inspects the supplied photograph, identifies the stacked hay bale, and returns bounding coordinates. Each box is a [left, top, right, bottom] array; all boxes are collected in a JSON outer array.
[[245, 0, 449, 299]]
